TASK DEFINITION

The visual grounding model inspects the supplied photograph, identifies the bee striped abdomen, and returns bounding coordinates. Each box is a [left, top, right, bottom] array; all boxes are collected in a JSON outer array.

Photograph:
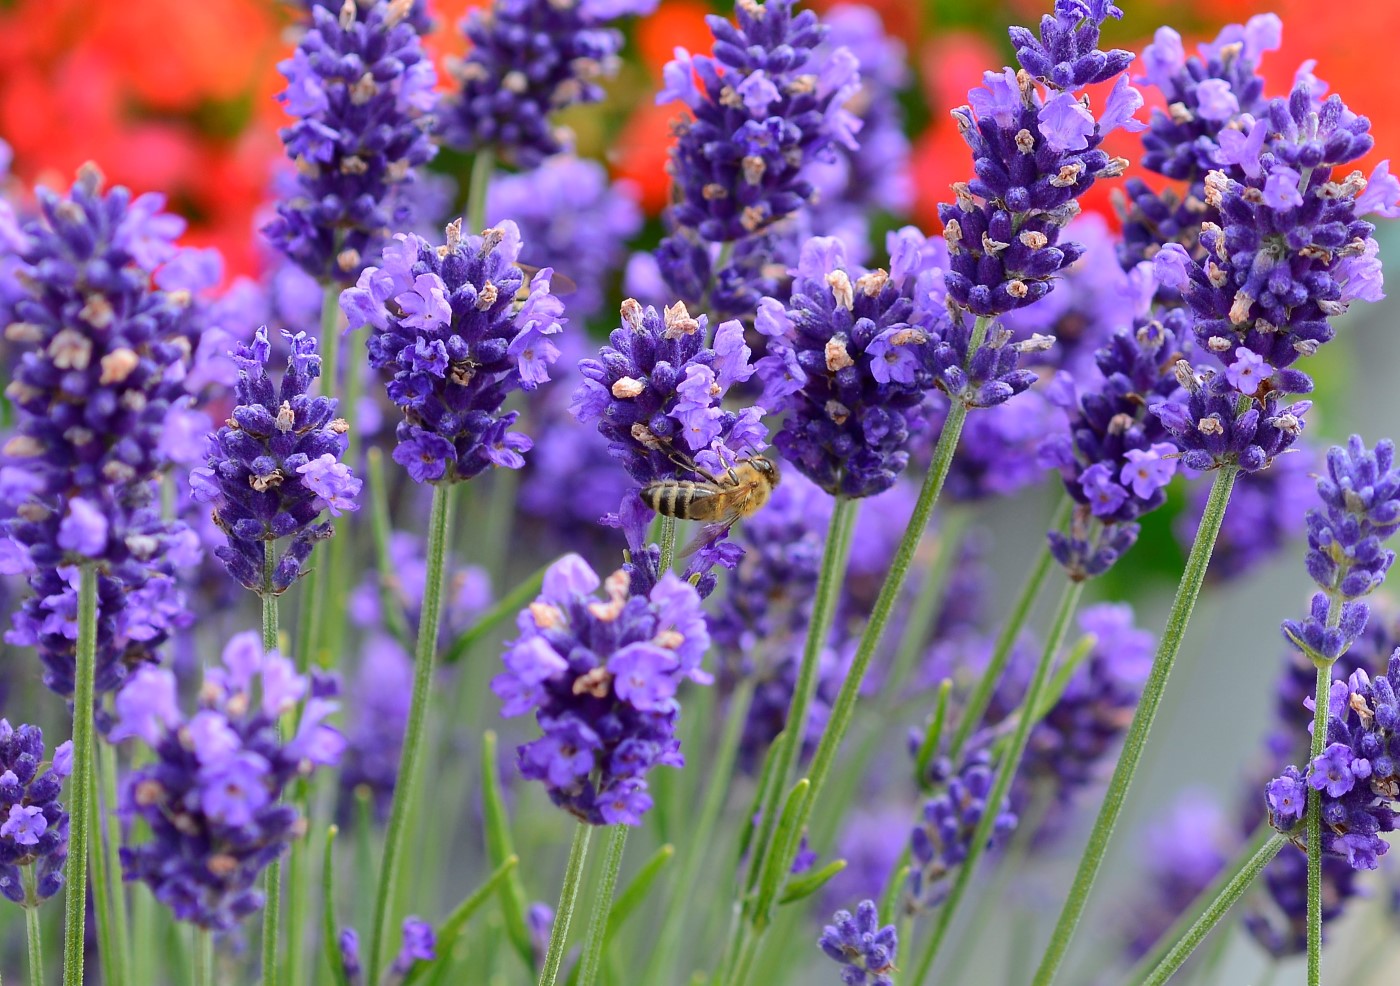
[[641, 480, 724, 521]]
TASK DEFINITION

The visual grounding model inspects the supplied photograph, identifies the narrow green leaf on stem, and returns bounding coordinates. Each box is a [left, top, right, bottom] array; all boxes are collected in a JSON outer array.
[[442, 564, 549, 666], [607, 843, 674, 938], [403, 855, 520, 986], [880, 863, 910, 928], [285, 816, 315, 986], [1135, 833, 1286, 986], [369, 484, 454, 981], [950, 497, 1070, 760], [481, 731, 535, 969], [23, 871, 44, 986], [62, 565, 97, 986], [912, 578, 1085, 984], [1126, 825, 1280, 984], [914, 680, 954, 792], [1033, 631, 1098, 723], [575, 826, 630, 986], [885, 509, 970, 699], [753, 778, 811, 930], [1033, 465, 1239, 986], [321, 826, 350, 986], [539, 822, 594, 986], [366, 447, 414, 651], [779, 859, 846, 905]]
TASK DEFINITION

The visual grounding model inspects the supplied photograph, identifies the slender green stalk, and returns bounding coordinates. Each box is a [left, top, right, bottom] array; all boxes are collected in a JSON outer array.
[[576, 826, 629, 986], [742, 500, 857, 900], [402, 855, 520, 986], [659, 516, 678, 573], [262, 542, 282, 986], [1135, 834, 1286, 986], [911, 578, 1085, 983], [1307, 658, 1334, 986], [1033, 465, 1239, 986], [950, 496, 1070, 759], [368, 485, 454, 981], [539, 822, 594, 986], [62, 565, 97, 986], [98, 740, 132, 984], [884, 509, 969, 700], [322, 826, 350, 986], [644, 680, 754, 984], [467, 149, 496, 234], [23, 871, 43, 986], [194, 929, 214, 986], [1126, 824, 1278, 984], [87, 756, 119, 986]]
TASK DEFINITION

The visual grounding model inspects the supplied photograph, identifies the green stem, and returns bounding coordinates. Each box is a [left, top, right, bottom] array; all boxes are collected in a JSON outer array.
[[539, 822, 594, 986], [87, 749, 119, 986], [911, 578, 1085, 983], [62, 565, 97, 986], [98, 740, 132, 984], [24, 871, 43, 986], [1134, 834, 1286, 986], [576, 826, 629, 986], [645, 680, 754, 984], [194, 928, 214, 986], [262, 543, 282, 986], [1032, 465, 1239, 986], [368, 485, 454, 981], [883, 508, 969, 700], [1307, 656, 1334, 986], [950, 497, 1069, 760], [659, 516, 678, 574], [467, 148, 496, 234]]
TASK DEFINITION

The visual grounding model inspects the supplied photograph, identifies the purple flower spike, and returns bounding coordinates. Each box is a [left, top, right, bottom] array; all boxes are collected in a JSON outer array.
[[443, 0, 653, 167], [0, 722, 70, 906], [907, 747, 1017, 910], [117, 632, 344, 930], [818, 899, 898, 986], [491, 553, 710, 826], [344, 219, 566, 485], [264, 0, 439, 283], [191, 326, 357, 594]]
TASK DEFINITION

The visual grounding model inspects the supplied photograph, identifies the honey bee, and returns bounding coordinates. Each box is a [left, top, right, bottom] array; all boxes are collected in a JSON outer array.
[[641, 456, 780, 549]]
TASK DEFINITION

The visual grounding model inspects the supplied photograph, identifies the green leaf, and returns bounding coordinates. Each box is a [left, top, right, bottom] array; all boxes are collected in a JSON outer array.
[[402, 855, 519, 986], [878, 863, 910, 926], [442, 564, 548, 666], [481, 731, 536, 970], [752, 778, 810, 930], [914, 679, 954, 793], [607, 843, 674, 938], [321, 826, 350, 986], [779, 859, 846, 905], [736, 729, 786, 883]]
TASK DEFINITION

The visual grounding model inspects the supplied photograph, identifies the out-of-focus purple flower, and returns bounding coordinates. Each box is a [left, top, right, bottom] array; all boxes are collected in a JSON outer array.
[[485, 155, 642, 319], [264, 0, 439, 283], [0, 722, 69, 906], [116, 632, 344, 929], [443, 0, 653, 167], [1124, 794, 1232, 959], [336, 634, 412, 822], [191, 327, 356, 594], [343, 220, 566, 485], [491, 554, 710, 825], [347, 530, 492, 642]]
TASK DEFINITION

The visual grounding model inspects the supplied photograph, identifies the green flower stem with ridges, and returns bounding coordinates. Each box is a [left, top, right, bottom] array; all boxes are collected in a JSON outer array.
[[911, 577, 1085, 984], [195, 928, 214, 986], [87, 748, 120, 986], [468, 149, 495, 235], [1032, 465, 1239, 985], [368, 484, 454, 981], [576, 825, 629, 986], [24, 869, 43, 986], [950, 496, 1070, 760], [1136, 832, 1286, 986], [262, 541, 282, 986], [883, 508, 970, 701], [99, 738, 132, 983], [61, 565, 97, 986], [539, 822, 594, 986]]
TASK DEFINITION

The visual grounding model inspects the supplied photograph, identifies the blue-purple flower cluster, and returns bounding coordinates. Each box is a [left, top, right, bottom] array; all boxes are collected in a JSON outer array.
[[654, 0, 861, 316], [192, 326, 360, 595], [572, 298, 765, 486], [444, 0, 655, 167], [818, 899, 897, 986], [343, 219, 566, 484], [264, 0, 439, 282], [940, 0, 1143, 317], [906, 746, 1016, 910], [114, 632, 345, 929], [492, 554, 711, 825], [0, 721, 70, 906]]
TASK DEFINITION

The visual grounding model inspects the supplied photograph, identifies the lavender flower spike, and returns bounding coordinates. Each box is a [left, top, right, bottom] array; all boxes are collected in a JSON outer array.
[[491, 553, 711, 825], [343, 219, 566, 485], [443, 0, 656, 167], [818, 900, 897, 986], [191, 326, 361, 595], [115, 632, 345, 929], [264, 0, 439, 283], [0, 722, 71, 906]]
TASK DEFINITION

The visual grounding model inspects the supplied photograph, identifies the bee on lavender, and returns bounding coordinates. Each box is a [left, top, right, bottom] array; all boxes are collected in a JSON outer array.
[[641, 455, 781, 545]]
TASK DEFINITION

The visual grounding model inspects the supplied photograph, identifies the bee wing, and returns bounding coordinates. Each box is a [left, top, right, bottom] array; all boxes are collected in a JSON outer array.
[[678, 516, 741, 559], [515, 262, 578, 296]]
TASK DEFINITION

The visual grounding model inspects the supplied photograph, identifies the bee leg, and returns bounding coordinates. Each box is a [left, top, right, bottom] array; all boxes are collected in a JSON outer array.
[[663, 446, 725, 485]]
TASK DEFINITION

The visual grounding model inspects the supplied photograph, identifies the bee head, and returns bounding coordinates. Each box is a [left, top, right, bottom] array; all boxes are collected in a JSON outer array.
[[752, 456, 779, 486]]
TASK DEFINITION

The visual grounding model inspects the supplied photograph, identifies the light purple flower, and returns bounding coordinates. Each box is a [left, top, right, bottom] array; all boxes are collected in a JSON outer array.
[[1119, 444, 1179, 499], [1225, 347, 1270, 395]]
